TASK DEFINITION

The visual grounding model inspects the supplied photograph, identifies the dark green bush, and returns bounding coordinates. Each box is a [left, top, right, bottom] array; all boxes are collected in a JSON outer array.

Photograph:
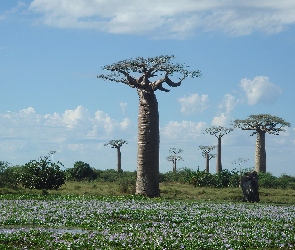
[[160, 167, 196, 184], [66, 161, 97, 181], [19, 155, 65, 190], [0, 165, 23, 188], [258, 172, 279, 188], [190, 168, 214, 187]]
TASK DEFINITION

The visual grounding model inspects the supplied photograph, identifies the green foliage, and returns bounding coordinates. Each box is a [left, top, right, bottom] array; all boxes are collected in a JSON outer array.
[[258, 172, 295, 189], [160, 167, 194, 183], [0, 161, 10, 187], [66, 161, 97, 181], [118, 177, 136, 194], [190, 168, 215, 187], [1, 165, 23, 188], [19, 155, 65, 190], [159, 167, 291, 189], [234, 114, 291, 136], [98, 55, 201, 83]]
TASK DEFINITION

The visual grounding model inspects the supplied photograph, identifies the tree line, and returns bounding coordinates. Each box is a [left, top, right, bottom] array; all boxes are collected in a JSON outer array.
[[1, 159, 294, 192]]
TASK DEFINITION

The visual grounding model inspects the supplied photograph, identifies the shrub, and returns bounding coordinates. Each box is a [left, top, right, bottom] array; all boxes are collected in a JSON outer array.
[[20, 155, 65, 190], [66, 161, 97, 181], [191, 169, 214, 187], [118, 177, 136, 194], [0, 161, 10, 187], [1, 165, 23, 188], [160, 167, 196, 184], [258, 172, 279, 188]]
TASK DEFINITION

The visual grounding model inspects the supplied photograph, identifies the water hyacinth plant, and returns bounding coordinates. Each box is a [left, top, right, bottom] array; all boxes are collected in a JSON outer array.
[[0, 195, 294, 249]]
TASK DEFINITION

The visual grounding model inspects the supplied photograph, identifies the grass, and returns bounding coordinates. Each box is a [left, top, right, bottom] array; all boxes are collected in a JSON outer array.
[[1, 181, 295, 204]]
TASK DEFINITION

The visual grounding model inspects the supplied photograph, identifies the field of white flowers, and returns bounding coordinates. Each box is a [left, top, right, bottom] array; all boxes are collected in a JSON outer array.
[[0, 195, 294, 249]]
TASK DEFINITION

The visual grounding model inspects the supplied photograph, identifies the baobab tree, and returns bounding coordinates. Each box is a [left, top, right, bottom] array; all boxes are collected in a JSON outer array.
[[98, 55, 201, 197], [166, 148, 183, 173], [199, 145, 216, 173], [234, 114, 290, 173], [104, 139, 127, 172], [204, 126, 233, 173]]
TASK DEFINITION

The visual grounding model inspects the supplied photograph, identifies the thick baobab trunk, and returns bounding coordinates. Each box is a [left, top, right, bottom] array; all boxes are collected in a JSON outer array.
[[172, 159, 176, 173], [206, 154, 209, 173], [255, 131, 266, 172], [136, 90, 160, 197], [216, 137, 222, 173], [117, 147, 121, 172]]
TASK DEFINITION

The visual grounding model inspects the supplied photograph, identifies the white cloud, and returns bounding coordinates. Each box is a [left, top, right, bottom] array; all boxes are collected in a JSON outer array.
[[240, 76, 282, 105], [0, 106, 132, 153], [161, 120, 207, 140], [211, 113, 231, 127], [211, 94, 239, 127], [218, 94, 239, 114], [178, 93, 209, 115], [28, 0, 295, 38], [120, 102, 127, 115]]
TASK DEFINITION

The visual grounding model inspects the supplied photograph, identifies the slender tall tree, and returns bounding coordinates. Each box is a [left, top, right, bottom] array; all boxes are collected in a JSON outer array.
[[166, 148, 183, 173], [98, 55, 201, 197], [199, 145, 216, 173], [104, 139, 127, 172], [234, 114, 290, 172], [204, 126, 233, 173]]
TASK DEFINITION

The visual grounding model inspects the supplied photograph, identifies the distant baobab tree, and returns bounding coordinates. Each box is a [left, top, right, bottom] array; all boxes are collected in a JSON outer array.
[[234, 114, 290, 173], [98, 55, 201, 197], [204, 126, 233, 173], [199, 145, 216, 173], [104, 139, 127, 172], [166, 148, 183, 173]]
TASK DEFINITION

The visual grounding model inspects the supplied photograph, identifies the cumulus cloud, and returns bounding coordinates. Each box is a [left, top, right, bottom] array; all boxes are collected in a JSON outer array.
[[27, 0, 295, 38], [218, 94, 239, 114], [178, 93, 209, 115], [0, 106, 132, 153], [212, 94, 239, 126], [240, 76, 282, 105], [211, 113, 231, 127], [161, 120, 207, 140]]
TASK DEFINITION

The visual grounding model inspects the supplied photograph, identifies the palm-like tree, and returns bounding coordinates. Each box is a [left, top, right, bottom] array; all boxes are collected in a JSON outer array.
[[98, 55, 201, 197]]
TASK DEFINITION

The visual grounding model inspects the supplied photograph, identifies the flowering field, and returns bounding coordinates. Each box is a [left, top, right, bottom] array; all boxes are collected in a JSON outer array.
[[0, 195, 294, 249]]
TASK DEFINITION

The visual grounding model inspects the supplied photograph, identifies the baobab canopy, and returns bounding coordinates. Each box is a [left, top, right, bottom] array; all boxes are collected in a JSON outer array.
[[97, 55, 201, 92], [234, 114, 291, 136]]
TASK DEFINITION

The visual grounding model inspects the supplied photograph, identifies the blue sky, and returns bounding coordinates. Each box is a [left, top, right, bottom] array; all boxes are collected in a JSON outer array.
[[1, 0, 295, 176]]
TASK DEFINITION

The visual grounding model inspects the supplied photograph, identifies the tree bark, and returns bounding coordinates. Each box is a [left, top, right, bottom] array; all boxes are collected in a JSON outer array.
[[173, 159, 176, 173], [255, 131, 266, 172], [136, 90, 160, 197], [216, 137, 222, 173], [206, 154, 209, 173], [117, 147, 121, 172]]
